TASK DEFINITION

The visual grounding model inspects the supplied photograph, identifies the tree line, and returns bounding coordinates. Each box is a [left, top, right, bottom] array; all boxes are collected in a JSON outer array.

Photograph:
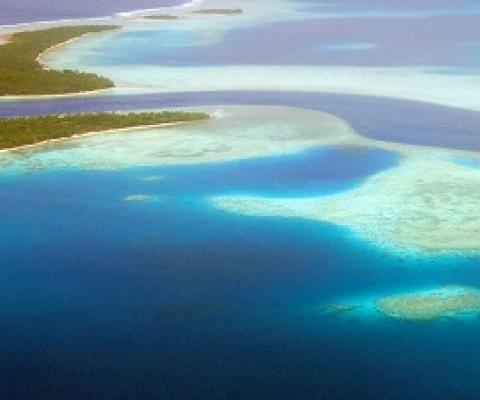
[[0, 25, 119, 96], [0, 111, 209, 149]]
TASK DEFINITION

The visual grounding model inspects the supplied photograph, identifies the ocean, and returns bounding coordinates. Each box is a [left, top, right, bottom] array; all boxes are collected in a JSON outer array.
[[0, 0, 184, 26], [1, 1, 480, 399], [2, 149, 480, 400]]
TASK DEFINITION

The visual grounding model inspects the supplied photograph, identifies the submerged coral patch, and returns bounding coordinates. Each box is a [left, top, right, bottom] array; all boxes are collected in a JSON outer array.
[[211, 156, 480, 253], [325, 303, 359, 314], [375, 285, 480, 322], [141, 175, 167, 182], [123, 194, 156, 202]]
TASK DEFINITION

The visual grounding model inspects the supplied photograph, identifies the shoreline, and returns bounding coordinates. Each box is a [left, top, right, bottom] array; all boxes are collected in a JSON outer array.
[[0, 33, 11, 44], [32, 30, 120, 99], [0, 87, 116, 102], [0, 26, 120, 99], [0, 0, 209, 100], [0, 119, 205, 154], [35, 31, 116, 66]]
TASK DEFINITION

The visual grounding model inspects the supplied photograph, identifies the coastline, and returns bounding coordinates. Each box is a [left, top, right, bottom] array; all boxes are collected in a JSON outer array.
[[31, 30, 120, 99], [0, 33, 11, 44], [0, 0, 208, 100], [0, 24, 121, 101], [0, 119, 205, 154], [0, 106, 355, 170], [35, 30, 117, 66], [0, 88, 116, 102]]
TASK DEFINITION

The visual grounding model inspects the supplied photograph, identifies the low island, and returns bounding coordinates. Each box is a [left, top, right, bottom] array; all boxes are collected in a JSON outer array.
[[194, 9, 243, 16], [0, 111, 209, 150], [143, 14, 179, 20], [0, 25, 119, 96]]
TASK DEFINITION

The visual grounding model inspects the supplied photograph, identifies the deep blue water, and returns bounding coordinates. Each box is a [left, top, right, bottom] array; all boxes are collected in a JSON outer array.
[[0, 0, 183, 26], [0, 146, 399, 196], [2, 148, 480, 400], [113, 146, 399, 197]]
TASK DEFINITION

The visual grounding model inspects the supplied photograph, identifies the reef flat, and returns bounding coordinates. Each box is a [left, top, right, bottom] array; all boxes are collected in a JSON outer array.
[[121, 66, 479, 111], [24, 0, 480, 111], [0, 111, 208, 150], [0, 25, 118, 96], [0, 106, 355, 172], [211, 155, 480, 253], [375, 285, 480, 322], [46, 51, 480, 111]]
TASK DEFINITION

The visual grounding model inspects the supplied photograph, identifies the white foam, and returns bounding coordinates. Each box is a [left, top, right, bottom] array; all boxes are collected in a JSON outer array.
[[115, 0, 203, 18], [178, 0, 204, 9], [0, 16, 111, 31], [0, 0, 203, 31]]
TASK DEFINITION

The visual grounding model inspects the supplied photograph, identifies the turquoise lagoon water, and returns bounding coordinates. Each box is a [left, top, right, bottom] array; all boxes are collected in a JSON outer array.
[[39, 2, 480, 111], [91, 15, 480, 68], [2, 1, 480, 399], [56, 0, 480, 71]]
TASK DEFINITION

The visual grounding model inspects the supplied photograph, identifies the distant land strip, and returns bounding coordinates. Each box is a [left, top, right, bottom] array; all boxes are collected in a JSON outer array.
[[143, 14, 179, 20], [194, 9, 243, 15], [0, 111, 210, 150], [0, 25, 119, 96]]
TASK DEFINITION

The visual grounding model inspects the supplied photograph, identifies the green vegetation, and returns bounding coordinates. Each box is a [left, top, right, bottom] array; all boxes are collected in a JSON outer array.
[[194, 9, 243, 15], [0, 111, 209, 150], [143, 14, 179, 20], [0, 25, 119, 96]]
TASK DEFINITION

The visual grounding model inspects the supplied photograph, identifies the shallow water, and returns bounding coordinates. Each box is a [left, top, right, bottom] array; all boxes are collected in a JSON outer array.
[[2, 0, 480, 399], [93, 15, 480, 68], [39, 4, 480, 110]]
